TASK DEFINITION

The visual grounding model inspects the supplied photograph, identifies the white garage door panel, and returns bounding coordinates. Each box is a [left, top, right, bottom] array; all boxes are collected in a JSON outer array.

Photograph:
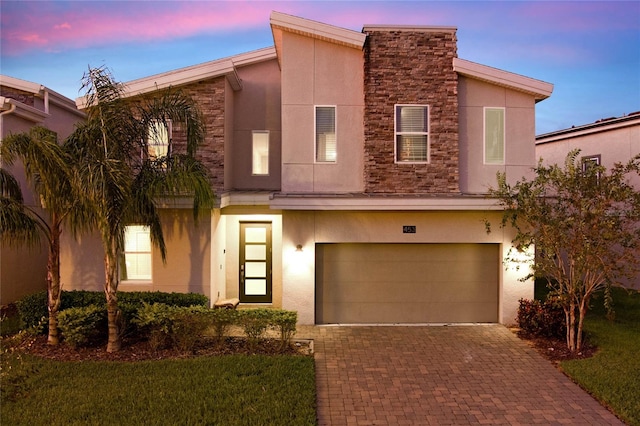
[[316, 243, 499, 324]]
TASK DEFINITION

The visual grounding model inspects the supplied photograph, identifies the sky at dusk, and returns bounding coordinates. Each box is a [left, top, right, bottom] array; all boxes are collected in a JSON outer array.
[[1, 0, 638, 135]]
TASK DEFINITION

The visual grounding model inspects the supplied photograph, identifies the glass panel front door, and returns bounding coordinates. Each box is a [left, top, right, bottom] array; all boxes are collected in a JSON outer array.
[[240, 222, 272, 303]]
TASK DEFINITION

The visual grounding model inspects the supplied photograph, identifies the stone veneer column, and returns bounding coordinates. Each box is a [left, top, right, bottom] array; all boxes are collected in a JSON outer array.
[[363, 27, 459, 194]]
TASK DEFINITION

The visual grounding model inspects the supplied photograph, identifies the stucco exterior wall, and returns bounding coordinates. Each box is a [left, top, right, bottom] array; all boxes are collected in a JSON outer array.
[[536, 119, 640, 188], [231, 59, 282, 190], [1, 87, 84, 305], [281, 210, 533, 325], [458, 76, 537, 194], [61, 209, 212, 300], [280, 32, 365, 193]]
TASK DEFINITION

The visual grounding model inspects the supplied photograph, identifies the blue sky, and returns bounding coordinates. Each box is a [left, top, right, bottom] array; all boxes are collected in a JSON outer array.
[[1, 0, 638, 135]]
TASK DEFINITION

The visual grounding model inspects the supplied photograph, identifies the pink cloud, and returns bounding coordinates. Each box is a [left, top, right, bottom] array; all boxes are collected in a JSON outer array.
[[1, 1, 272, 56]]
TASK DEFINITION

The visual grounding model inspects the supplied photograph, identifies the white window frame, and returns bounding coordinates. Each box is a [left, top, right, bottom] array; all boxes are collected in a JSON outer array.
[[147, 119, 172, 160], [581, 154, 601, 172], [394, 104, 430, 164], [315, 105, 337, 163], [121, 225, 152, 282], [252, 130, 270, 176], [483, 107, 505, 165]]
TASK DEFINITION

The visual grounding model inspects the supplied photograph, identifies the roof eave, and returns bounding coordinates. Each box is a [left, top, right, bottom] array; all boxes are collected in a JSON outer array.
[[453, 58, 553, 102]]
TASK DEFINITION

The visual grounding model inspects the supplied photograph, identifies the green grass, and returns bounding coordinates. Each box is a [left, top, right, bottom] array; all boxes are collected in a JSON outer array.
[[1, 354, 316, 426], [559, 287, 640, 426]]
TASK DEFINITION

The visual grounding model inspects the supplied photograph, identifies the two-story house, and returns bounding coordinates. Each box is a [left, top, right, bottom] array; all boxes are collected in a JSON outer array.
[[0, 75, 85, 305], [61, 12, 553, 325]]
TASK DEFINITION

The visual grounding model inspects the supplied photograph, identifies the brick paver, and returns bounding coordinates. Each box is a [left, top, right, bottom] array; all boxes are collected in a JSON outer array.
[[298, 325, 622, 425]]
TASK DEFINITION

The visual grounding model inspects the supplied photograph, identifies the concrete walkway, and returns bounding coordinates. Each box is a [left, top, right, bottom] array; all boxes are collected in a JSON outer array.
[[298, 325, 622, 425]]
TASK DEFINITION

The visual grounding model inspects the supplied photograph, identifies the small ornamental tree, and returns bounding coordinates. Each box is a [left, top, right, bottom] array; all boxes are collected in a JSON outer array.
[[489, 150, 640, 352]]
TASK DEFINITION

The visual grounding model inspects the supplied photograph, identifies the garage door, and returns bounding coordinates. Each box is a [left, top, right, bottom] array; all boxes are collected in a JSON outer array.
[[315, 243, 499, 324]]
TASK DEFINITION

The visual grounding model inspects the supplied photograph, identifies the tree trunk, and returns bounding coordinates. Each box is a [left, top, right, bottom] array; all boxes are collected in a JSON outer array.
[[576, 298, 588, 352], [105, 243, 121, 352], [47, 222, 62, 345], [566, 299, 577, 352]]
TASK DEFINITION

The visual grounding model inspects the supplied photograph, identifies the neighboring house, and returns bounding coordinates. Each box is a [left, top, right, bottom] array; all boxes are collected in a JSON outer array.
[[61, 12, 553, 325], [0, 75, 85, 305], [536, 113, 640, 289]]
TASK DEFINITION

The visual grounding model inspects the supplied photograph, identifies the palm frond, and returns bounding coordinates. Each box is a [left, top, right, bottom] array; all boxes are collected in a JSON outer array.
[[0, 198, 41, 247]]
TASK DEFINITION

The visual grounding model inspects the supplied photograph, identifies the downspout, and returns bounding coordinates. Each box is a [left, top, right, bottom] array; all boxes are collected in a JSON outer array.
[[42, 87, 50, 115]]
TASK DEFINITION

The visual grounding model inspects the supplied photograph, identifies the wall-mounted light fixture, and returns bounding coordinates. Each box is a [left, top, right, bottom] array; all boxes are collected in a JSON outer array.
[[296, 244, 303, 252]]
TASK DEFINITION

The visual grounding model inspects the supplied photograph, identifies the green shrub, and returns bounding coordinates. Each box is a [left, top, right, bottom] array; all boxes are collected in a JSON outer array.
[[15, 292, 47, 331], [133, 303, 175, 351], [58, 305, 107, 348], [209, 308, 238, 343], [517, 297, 566, 339], [133, 303, 211, 352], [238, 309, 271, 350], [16, 291, 209, 334], [269, 310, 298, 350], [171, 306, 211, 353]]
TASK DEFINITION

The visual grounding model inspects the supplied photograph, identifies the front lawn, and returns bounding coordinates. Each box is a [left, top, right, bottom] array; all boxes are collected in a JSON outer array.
[[559, 287, 640, 426], [1, 353, 316, 425]]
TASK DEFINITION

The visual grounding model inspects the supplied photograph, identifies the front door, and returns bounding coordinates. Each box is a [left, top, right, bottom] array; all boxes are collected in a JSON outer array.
[[239, 222, 272, 303]]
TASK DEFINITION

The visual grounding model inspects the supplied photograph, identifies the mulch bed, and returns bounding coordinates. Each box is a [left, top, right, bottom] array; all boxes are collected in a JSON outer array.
[[513, 329, 598, 363], [12, 334, 312, 362]]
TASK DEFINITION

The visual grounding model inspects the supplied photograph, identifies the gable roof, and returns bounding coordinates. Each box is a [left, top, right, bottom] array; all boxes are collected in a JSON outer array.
[[75, 47, 277, 109], [0, 74, 83, 121], [453, 58, 553, 102]]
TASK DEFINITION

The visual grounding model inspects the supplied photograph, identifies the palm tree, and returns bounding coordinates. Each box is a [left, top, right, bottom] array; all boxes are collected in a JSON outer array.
[[65, 66, 215, 352], [1, 126, 77, 345]]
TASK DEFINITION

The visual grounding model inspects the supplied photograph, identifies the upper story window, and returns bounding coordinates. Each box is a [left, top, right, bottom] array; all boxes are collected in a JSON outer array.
[[395, 105, 429, 163], [315, 106, 336, 163], [252, 131, 270, 175], [148, 120, 171, 159], [121, 225, 151, 281], [484, 107, 505, 165]]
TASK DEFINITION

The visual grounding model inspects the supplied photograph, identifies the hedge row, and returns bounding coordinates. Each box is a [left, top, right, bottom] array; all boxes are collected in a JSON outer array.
[[59, 304, 298, 353], [16, 290, 209, 331]]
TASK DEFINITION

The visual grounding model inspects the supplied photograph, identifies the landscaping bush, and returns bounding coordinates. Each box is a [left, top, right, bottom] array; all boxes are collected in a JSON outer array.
[[517, 297, 566, 339], [15, 292, 48, 330], [209, 308, 238, 343], [238, 309, 271, 350], [269, 310, 298, 350], [133, 303, 175, 351], [133, 303, 212, 352], [16, 290, 209, 333], [171, 306, 211, 353], [58, 305, 107, 348]]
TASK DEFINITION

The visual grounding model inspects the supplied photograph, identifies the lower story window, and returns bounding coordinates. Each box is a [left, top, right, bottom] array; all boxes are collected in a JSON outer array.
[[121, 225, 151, 281]]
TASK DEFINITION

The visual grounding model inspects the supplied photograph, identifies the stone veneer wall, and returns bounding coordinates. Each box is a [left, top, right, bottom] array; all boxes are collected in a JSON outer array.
[[0, 87, 35, 107], [363, 29, 459, 193], [129, 77, 226, 194]]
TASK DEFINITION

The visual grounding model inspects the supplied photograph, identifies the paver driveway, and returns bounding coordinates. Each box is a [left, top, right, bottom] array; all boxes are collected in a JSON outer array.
[[299, 325, 622, 425]]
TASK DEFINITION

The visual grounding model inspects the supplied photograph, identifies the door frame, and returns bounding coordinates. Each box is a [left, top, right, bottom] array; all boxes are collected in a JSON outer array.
[[239, 222, 272, 303]]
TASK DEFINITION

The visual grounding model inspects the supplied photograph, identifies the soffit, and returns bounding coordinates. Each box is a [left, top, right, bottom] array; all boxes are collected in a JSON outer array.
[[76, 47, 277, 109], [270, 11, 367, 67], [453, 58, 553, 102]]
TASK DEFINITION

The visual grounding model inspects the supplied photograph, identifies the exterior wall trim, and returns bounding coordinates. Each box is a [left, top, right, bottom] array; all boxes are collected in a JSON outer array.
[[0, 96, 48, 123], [270, 11, 367, 50], [453, 58, 553, 101], [270, 194, 502, 210], [536, 114, 640, 144]]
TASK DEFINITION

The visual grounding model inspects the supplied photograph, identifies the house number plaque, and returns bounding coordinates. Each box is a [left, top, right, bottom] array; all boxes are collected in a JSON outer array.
[[403, 226, 416, 234]]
